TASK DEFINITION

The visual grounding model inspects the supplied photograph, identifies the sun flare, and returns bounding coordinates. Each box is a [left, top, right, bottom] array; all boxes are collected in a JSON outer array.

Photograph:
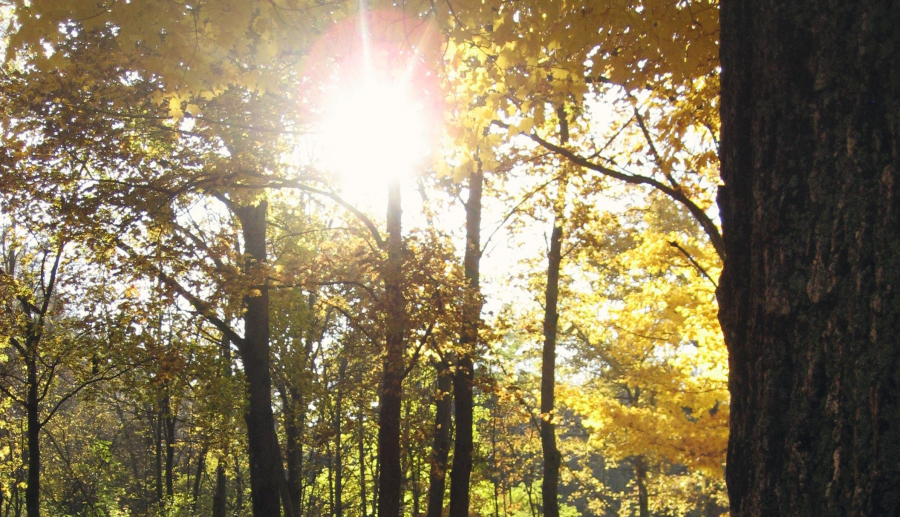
[[318, 73, 434, 191]]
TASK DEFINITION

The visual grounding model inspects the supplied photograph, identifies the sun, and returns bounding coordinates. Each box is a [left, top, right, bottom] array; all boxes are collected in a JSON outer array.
[[318, 71, 434, 193]]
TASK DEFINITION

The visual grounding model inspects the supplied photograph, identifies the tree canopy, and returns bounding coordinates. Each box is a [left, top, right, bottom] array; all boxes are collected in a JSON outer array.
[[0, 1, 731, 516]]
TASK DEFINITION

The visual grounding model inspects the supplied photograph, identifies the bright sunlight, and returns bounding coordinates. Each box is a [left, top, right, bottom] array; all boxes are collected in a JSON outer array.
[[312, 5, 441, 198], [319, 74, 432, 187]]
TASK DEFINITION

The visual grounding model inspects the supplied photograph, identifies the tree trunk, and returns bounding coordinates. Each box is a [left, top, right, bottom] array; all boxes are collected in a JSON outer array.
[[234, 201, 287, 517], [155, 409, 164, 507], [449, 165, 484, 517], [192, 445, 207, 512], [212, 461, 227, 517], [424, 359, 452, 517], [718, 1, 900, 515], [378, 180, 406, 517], [358, 404, 368, 517], [212, 333, 232, 517], [283, 385, 304, 516], [540, 108, 568, 517], [633, 456, 649, 517], [335, 357, 346, 517], [25, 355, 39, 517], [163, 391, 176, 499]]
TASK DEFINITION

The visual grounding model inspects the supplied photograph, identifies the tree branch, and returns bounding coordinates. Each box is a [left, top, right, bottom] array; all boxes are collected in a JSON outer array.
[[668, 241, 718, 288], [522, 129, 726, 259], [115, 241, 244, 347]]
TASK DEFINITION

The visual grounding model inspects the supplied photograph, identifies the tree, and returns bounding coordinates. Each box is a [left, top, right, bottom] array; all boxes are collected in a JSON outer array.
[[718, 1, 900, 515], [0, 231, 135, 517]]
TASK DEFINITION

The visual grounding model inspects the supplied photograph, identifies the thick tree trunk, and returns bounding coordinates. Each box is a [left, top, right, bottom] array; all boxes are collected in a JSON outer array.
[[718, 1, 900, 515], [25, 356, 39, 517], [449, 165, 483, 517], [424, 359, 452, 517], [378, 180, 406, 517], [234, 201, 287, 517]]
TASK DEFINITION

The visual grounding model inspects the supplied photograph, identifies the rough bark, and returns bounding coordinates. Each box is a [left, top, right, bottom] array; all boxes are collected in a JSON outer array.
[[234, 201, 286, 517], [377, 180, 406, 517], [718, 1, 900, 515], [424, 359, 452, 517], [448, 166, 483, 517]]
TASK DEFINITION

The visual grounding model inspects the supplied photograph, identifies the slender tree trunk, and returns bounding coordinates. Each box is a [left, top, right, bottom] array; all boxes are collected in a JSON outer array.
[[334, 357, 346, 517], [718, 1, 900, 515], [358, 404, 368, 517], [373, 433, 380, 515], [633, 456, 649, 517], [540, 108, 568, 517], [155, 409, 164, 507], [163, 391, 176, 498], [213, 334, 232, 517], [412, 453, 420, 517], [234, 452, 244, 515], [400, 398, 411, 514], [377, 180, 406, 517], [424, 359, 452, 517], [284, 385, 304, 515], [25, 355, 39, 517], [328, 441, 335, 517], [449, 165, 484, 517], [234, 201, 289, 517], [212, 461, 227, 517], [192, 445, 207, 512]]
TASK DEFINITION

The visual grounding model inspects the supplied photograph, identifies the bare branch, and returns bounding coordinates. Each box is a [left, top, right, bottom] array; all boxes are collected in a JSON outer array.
[[668, 240, 718, 288]]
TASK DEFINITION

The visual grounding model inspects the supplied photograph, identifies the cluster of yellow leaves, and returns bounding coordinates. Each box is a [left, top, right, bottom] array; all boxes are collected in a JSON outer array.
[[562, 195, 727, 476], [430, 0, 718, 179], [8, 0, 342, 111]]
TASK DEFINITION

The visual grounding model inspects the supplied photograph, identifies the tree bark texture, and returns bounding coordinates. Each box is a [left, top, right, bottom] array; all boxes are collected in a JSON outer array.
[[234, 201, 285, 517], [719, 1, 900, 515], [449, 166, 483, 517], [424, 359, 452, 517], [378, 180, 406, 517]]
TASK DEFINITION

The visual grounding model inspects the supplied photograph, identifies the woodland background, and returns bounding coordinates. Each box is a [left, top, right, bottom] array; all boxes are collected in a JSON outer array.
[[0, 1, 727, 516]]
